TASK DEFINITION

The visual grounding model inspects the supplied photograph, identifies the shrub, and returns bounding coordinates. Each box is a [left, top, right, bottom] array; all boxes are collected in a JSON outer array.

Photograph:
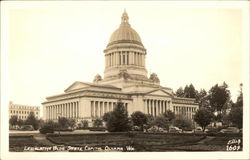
[[39, 125, 54, 134], [81, 120, 89, 128]]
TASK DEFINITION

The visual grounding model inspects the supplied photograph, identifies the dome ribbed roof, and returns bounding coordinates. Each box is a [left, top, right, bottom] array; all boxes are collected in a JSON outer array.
[[108, 11, 142, 46]]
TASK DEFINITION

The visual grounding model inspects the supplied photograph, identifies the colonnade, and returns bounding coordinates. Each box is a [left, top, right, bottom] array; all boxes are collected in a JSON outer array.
[[46, 101, 79, 120], [144, 99, 171, 117], [105, 51, 145, 67], [91, 101, 128, 118], [173, 105, 197, 119]]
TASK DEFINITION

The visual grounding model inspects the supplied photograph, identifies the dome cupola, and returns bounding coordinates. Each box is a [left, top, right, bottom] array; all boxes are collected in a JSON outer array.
[[107, 10, 143, 47], [103, 10, 148, 82]]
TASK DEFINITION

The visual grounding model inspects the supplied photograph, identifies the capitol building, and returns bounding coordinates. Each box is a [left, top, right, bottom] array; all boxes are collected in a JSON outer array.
[[42, 11, 198, 124]]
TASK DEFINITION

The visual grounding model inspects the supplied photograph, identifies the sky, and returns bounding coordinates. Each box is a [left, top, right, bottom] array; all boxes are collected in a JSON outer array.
[[6, 2, 243, 108]]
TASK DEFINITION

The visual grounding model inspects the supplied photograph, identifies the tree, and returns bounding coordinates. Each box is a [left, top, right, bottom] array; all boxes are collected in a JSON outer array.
[[68, 118, 76, 129], [58, 117, 69, 129], [152, 116, 169, 130], [162, 110, 175, 122], [25, 112, 39, 130], [173, 114, 193, 130], [93, 118, 103, 128], [196, 89, 209, 108], [106, 101, 130, 132], [194, 107, 214, 132], [208, 82, 230, 113], [103, 112, 113, 122], [228, 106, 242, 129], [228, 83, 243, 128], [131, 111, 148, 131], [144, 114, 154, 130], [9, 116, 18, 127], [81, 120, 89, 128], [184, 84, 197, 98], [176, 87, 185, 97], [17, 119, 24, 128]]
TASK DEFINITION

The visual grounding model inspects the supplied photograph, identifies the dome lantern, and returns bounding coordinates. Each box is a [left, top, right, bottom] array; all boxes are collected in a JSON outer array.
[[121, 10, 129, 25]]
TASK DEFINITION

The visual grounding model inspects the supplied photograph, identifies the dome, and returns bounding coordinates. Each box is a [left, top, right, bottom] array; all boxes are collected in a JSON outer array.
[[108, 11, 143, 46]]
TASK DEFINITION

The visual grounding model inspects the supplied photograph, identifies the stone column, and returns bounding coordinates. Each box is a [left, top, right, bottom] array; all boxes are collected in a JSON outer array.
[[71, 102, 73, 118], [61, 104, 63, 117], [49, 106, 51, 120], [51, 105, 54, 120], [91, 101, 93, 117], [133, 52, 136, 65], [136, 53, 138, 65], [123, 52, 126, 65], [159, 100, 162, 114], [116, 53, 118, 66], [70, 102, 74, 118], [50, 105, 52, 120], [69, 102, 71, 118], [129, 51, 132, 65], [65, 103, 67, 118], [77, 102, 79, 118], [100, 102, 103, 117], [72, 102, 74, 118], [50, 106, 52, 120], [104, 102, 107, 113], [165, 101, 168, 112], [48, 106, 49, 120], [139, 53, 141, 66], [68, 103, 70, 118], [148, 99, 152, 115], [151, 100, 154, 117], [94, 101, 97, 117], [56, 105, 58, 119], [63, 104, 66, 118], [156, 100, 158, 116], [54, 105, 56, 119]]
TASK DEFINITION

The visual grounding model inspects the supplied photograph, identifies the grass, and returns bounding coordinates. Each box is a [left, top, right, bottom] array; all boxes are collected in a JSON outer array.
[[10, 133, 243, 152], [47, 133, 206, 148], [204, 136, 242, 145], [9, 136, 46, 152]]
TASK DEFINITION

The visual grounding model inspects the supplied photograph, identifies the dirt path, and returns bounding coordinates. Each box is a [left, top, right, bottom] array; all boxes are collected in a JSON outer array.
[[33, 134, 55, 146], [197, 136, 215, 144]]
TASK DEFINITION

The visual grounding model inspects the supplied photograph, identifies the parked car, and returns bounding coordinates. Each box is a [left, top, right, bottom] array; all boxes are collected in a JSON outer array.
[[193, 127, 206, 133], [20, 125, 34, 131], [169, 127, 181, 133], [220, 127, 240, 133], [182, 128, 193, 133]]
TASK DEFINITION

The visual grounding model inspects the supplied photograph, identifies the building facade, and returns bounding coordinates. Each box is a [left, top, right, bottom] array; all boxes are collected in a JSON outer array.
[[42, 11, 198, 123], [9, 101, 40, 120]]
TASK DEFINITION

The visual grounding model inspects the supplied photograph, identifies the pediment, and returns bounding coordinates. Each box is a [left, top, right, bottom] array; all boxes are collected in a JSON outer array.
[[64, 81, 90, 92], [146, 89, 173, 97]]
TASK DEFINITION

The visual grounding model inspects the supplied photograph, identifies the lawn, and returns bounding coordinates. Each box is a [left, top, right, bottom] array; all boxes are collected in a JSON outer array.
[[47, 132, 206, 150], [10, 132, 243, 152], [9, 136, 49, 152]]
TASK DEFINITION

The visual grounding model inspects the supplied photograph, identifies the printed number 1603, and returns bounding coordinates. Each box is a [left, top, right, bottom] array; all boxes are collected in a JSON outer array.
[[226, 145, 241, 151]]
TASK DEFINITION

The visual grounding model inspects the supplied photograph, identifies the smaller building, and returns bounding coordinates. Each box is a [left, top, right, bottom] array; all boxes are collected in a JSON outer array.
[[9, 101, 40, 120]]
